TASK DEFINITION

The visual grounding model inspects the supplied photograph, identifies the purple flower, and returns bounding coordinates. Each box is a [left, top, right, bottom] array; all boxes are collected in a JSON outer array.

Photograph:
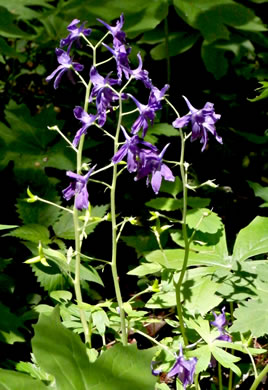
[[112, 126, 157, 173], [167, 346, 197, 389], [151, 361, 162, 377], [129, 84, 169, 137], [60, 19, 91, 52], [172, 96, 222, 152], [211, 307, 232, 343], [97, 13, 126, 48], [46, 48, 84, 89], [103, 43, 131, 82], [89, 66, 122, 126], [123, 53, 152, 88], [62, 166, 96, 210], [135, 144, 175, 194], [73, 106, 97, 147]]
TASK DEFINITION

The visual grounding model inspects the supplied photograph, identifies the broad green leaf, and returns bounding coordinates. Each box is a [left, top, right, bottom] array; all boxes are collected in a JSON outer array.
[[87, 343, 157, 390], [0, 369, 48, 390], [146, 291, 176, 309], [128, 262, 161, 276], [5, 224, 50, 244], [0, 7, 31, 38], [0, 224, 18, 230], [32, 307, 92, 390], [32, 263, 68, 292], [201, 40, 229, 78], [230, 298, 268, 337], [249, 81, 268, 101], [187, 197, 211, 209], [151, 31, 200, 60], [146, 197, 182, 211], [186, 208, 222, 234], [159, 176, 183, 197], [145, 123, 180, 144], [211, 346, 241, 376], [232, 216, 268, 261], [214, 340, 266, 355], [121, 233, 159, 256], [0, 303, 25, 344], [16, 360, 53, 383], [187, 345, 211, 374], [50, 290, 72, 303]]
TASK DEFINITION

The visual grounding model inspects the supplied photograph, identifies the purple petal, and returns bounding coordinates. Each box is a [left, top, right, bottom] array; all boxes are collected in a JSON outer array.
[[172, 114, 191, 129]]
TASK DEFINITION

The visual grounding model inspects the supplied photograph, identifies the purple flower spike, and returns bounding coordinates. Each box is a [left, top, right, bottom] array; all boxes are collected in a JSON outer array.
[[97, 13, 126, 48], [167, 346, 197, 389], [124, 53, 152, 88], [46, 48, 84, 89], [60, 19, 91, 52], [211, 307, 232, 343], [103, 43, 131, 82], [172, 96, 222, 152], [112, 126, 157, 173], [135, 144, 175, 194], [62, 166, 96, 210], [73, 106, 97, 147]]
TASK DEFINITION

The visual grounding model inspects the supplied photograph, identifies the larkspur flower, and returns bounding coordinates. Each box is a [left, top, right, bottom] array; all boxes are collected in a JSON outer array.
[[123, 52, 152, 88], [62, 166, 96, 210], [103, 42, 131, 82], [135, 144, 175, 194], [211, 307, 232, 342], [97, 13, 126, 48], [46, 48, 84, 89], [73, 106, 97, 147], [151, 361, 162, 377], [89, 66, 123, 126], [167, 346, 197, 389], [112, 126, 157, 173], [172, 96, 222, 152], [60, 19, 91, 52], [129, 85, 169, 137]]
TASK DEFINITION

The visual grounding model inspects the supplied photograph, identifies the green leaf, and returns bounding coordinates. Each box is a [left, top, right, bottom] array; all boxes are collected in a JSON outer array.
[[53, 205, 108, 240], [159, 176, 183, 197], [144, 122, 180, 144], [0, 37, 26, 60], [151, 31, 200, 60], [232, 216, 268, 261], [187, 345, 211, 374], [4, 224, 50, 244], [128, 262, 161, 276], [0, 369, 48, 390], [249, 81, 268, 101], [33, 308, 157, 390], [186, 208, 222, 234], [0, 224, 18, 230], [248, 181, 268, 202], [211, 346, 241, 376], [50, 290, 72, 303], [230, 297, 268, 337], [201, 40, 229, 79], [0, 0, 53, 21], [0, 7, 31, 38], [32, 262, 67, 292], [145, 197, 182, 211], [0, 303, 25, 344], [92, 309, 109, 336]]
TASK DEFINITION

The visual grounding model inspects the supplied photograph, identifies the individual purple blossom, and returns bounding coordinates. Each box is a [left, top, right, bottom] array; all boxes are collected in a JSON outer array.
[[97, 13, 126, 48], [129, 85, 169, 137], [103, 43, 131, 82], [89, 66, 122, 126], [62, 166, 96, 210], [167, 346, 197, 389], [72, 106, 97, 147], [135, 144, 175, 194], [112, 126, 157, 173], [60, 19, 91, 52], [123, 53, 152, 88], [211, 307, 232, 342], [151, 361, 162, 377], [172, 96, 222, 152], [46, 48, 84, 89]]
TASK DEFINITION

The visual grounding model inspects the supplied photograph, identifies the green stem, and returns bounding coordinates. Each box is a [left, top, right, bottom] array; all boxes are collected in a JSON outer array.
[[36, 196, 73, 214], [110, 88, 128, 346], [133, 329, 175, 357], [174, 129, 189, 346], [228, 302, 234, 390], [250, 363, 268, 390], [218, 362, 223, 390]]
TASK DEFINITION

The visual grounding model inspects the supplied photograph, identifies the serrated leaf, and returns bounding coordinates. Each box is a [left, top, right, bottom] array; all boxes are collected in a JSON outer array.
[[32, 262, 67, 292], [5, 224, 50, 244], [0, 369, 48, 390], [233, 216, 268, 261], [187, 208, 222, 234], [145, 197, 182, 211], [230, 298, 268, 337]]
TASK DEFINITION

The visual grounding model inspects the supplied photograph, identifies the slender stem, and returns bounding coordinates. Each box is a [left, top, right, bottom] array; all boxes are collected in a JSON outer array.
[[47, 125, 78, 152], [36, 196, 73, 213], [194, 374, 201, 390], [218, 362, 223, 390], [133, 329, 175, 357], [250, 363, 268, 390], [164, 97, 180, 118], [96, 56, 114, 67], [245, 345, 258, 379], [174, 130, 189, 346], [127, 287, 151, 303], [73, 70, 88, 88], [110, 89, 128, 346], [121, 108, 139, 116], [228, 302, 234, 390]]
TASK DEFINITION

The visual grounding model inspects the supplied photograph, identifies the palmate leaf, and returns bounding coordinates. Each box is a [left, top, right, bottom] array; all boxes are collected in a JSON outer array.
[[32, 307, 157, 390]]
